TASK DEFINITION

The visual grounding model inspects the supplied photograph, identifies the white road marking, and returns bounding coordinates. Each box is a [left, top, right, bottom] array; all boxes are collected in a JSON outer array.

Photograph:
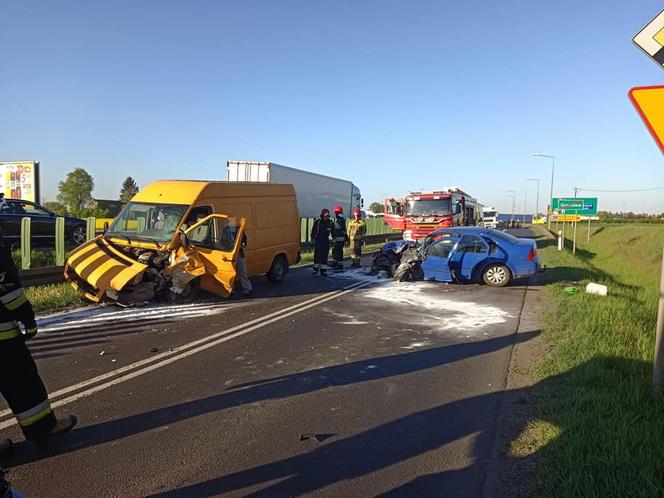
[[0, 282, 370, 426]]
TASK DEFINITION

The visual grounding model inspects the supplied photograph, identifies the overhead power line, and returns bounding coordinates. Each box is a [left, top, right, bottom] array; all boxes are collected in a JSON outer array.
[[576, 186, 664, 193]]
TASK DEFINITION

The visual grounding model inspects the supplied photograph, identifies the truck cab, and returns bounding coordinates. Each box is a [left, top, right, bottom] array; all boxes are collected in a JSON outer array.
[[481, 207, 499, 228]]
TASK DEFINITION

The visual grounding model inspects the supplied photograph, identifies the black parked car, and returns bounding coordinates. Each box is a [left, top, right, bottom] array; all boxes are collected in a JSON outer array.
[[0, 199, 87, 247]]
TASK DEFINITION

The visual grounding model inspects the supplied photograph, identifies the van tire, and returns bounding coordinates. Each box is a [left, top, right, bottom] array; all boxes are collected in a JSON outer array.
[[267, 255, 288, 283]]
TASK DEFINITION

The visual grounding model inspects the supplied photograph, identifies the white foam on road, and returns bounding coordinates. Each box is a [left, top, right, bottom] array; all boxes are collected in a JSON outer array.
[[362, 281, 510, 332], [38, 301, 233, 333], [327, 269, 511, 333]]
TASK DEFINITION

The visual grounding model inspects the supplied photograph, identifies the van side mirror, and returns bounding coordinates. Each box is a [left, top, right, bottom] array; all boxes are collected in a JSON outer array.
[[103, 221, 109, 232]]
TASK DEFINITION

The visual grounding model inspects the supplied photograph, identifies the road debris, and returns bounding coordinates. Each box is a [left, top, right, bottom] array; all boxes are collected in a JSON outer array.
[[585, 282, 608, 296]]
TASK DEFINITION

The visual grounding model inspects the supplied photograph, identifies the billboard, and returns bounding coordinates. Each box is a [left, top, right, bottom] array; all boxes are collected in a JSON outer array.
[[552, 197, 598, 216], [0, 161, 40, 203]]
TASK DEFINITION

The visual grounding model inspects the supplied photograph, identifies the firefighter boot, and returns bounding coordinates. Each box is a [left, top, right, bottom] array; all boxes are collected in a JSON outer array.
[[0, 438, 12, 455], [312, 266, 319, 275], [320, 268, 328, 277], [38, 415, 77, 442]]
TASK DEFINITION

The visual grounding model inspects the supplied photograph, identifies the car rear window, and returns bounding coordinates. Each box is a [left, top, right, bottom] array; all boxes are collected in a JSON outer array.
[[488, 229, 520, 244]]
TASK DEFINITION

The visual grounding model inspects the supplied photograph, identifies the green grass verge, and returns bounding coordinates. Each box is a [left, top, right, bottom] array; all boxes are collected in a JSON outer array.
[[26, 283, 86, 315], [526, 224, 664, 497]]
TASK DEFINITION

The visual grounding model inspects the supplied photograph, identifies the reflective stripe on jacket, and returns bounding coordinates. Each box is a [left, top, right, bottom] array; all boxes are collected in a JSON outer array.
[[331, 215, 347, 241], [347, 219, 366, 241]]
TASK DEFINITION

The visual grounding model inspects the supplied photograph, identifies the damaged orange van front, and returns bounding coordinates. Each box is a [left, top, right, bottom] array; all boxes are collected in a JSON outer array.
[[64, 180, 300, 305]]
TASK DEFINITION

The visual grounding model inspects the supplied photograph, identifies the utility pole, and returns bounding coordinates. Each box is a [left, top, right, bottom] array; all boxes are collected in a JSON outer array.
[[652, 247, 664, 394], [573, 186, 581, 197], [521, 188, 527, 223], [533, 153, 555, 229], [506, 190, 516, 224]]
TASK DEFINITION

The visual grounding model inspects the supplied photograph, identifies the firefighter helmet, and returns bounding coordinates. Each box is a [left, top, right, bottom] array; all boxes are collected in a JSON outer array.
[[334, 205, 343, 214], [352, 208, 361, 217], [321, 208, 330, 217]]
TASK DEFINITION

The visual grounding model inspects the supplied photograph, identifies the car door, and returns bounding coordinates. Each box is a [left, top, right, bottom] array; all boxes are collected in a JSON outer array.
[[181, 214, 246, 297], [420, 237, 458, 282], [0, 201, 22, 241], [455, 235, 489, 281], [19, 201, 56, 243]]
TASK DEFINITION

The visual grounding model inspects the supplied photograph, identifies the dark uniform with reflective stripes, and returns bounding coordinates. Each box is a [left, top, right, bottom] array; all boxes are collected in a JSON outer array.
[[330, 214, 348, 271], [311, 217, 333, 274], [0, 232, 57, 440]]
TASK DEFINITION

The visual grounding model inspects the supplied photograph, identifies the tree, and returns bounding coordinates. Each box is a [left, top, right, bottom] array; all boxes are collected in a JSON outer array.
[[119, 176, 139, 205], [369, 201, 383, 214], [43, 201, 68, 216], [57, 168, 94, 218]]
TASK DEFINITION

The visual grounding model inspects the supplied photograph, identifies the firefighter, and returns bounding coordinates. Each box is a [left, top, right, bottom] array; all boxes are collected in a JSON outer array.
[[347, 208, 366, 268], [0, 230, 77, 454], [311, 208, 333, 276], [330, 205, 348, 272]]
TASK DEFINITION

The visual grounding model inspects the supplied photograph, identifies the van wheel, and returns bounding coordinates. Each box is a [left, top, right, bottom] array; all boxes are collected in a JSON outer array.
[[267, 255, 288, 283], [482, 264, 511, 287], [168, 278, 200, 303]]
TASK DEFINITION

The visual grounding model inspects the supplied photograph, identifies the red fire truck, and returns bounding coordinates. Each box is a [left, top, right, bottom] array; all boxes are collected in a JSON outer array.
[[384, 188, 479, 239]]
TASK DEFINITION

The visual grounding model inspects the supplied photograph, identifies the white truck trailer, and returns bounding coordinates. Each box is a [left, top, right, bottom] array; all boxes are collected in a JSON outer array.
[[226, 161, 363, 219]]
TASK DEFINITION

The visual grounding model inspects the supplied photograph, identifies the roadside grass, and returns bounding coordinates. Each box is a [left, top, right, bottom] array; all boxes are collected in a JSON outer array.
[[12, 248, 67, 268], [26, 283, 85, 315], [527, 224, 664, 496]]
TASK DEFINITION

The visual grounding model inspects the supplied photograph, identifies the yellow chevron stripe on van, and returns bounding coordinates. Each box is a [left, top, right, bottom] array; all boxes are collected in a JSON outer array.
[[110, 265, 146, 291], [67, 241, 100, 266], [75, 251, 110, 279], [87, 263, 126, 290]]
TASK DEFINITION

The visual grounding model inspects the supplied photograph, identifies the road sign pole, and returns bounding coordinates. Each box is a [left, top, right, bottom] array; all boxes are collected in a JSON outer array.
[[587, 218, 591, 242], [652, 246, 664, 394], [572, 217, 578, 255], [562, 210, 566, 247]]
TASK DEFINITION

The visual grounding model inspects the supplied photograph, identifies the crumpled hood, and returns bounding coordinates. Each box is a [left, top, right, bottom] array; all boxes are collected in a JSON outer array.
[[64, 237, 149, 300]]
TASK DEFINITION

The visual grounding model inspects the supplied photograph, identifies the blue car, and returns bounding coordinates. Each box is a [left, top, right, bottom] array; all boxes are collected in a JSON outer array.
[[420, 227, 540, 286], [383, 227, 540, 287]]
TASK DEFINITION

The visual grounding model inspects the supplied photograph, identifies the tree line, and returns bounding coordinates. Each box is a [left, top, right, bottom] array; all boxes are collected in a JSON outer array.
[[44, 168, 139, 218]]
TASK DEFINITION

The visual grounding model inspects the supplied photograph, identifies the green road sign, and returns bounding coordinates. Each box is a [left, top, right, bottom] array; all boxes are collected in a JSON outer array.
[[552, 197, 598, 215]]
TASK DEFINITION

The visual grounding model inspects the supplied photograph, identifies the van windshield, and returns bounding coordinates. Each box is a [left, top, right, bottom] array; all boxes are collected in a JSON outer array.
[[109, 202, 188, 243]]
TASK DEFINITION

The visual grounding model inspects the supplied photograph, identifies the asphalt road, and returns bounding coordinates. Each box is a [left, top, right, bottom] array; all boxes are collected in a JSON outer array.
[[1, 232, 540, 497]]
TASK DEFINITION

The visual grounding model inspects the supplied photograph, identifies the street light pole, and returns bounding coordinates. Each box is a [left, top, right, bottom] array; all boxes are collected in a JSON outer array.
[[526, 178, 540, 221], [521, 188, 527, 223], [533, 153, 555, 229]]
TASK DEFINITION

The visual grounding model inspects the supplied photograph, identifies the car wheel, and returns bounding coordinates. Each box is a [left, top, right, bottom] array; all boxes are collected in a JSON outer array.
[[482, 264, 511, 287], [71, 225, 87, 245], [267, 255, 288, 283]]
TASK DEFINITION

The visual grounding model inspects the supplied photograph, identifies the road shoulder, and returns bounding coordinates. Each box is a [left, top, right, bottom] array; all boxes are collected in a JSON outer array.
[[482, 277, 549, 497]]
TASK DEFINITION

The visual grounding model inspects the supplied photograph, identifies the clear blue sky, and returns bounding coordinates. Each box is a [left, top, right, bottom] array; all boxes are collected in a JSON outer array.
[[1, 0, 663, 214]]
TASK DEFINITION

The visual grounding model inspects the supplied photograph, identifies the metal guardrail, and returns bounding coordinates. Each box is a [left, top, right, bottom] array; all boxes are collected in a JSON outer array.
[[19, 266, 66, 287], [299, 232, 402, 251], [19, 234, 403, 287]]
